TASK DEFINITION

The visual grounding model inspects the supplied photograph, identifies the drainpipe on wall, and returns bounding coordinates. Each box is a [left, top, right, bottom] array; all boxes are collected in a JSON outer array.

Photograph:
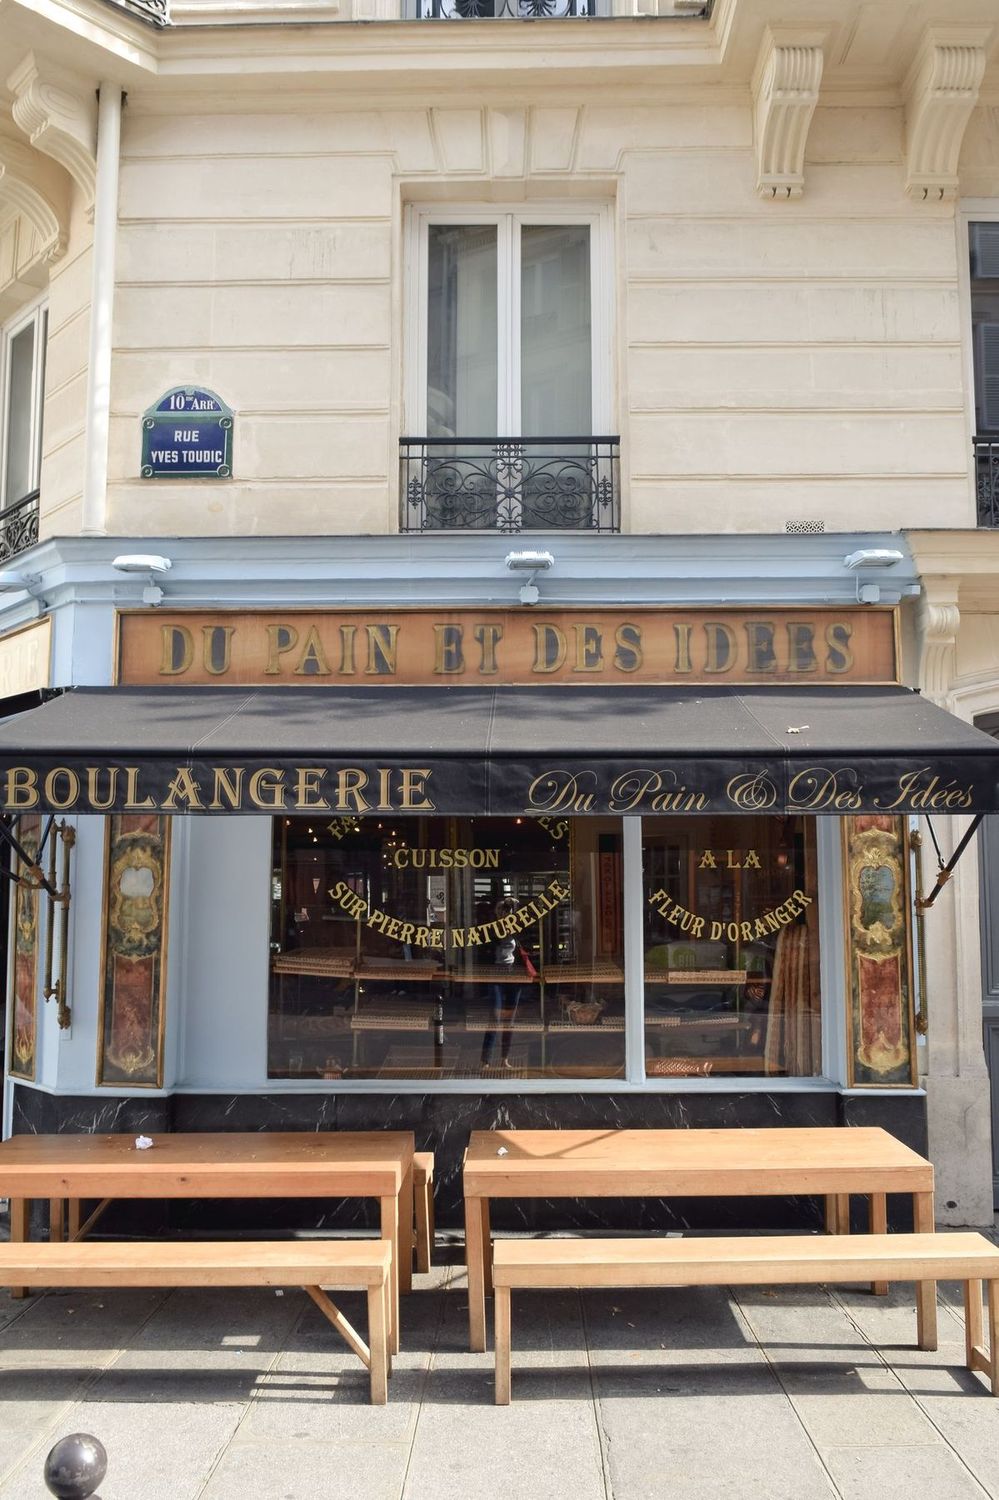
[[81, 84, 123, 538]]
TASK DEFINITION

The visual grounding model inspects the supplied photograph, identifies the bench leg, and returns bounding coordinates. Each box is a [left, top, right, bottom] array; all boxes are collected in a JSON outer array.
[[415, 1176, 432, 1275], [465, 1193, 488, 1354], [367, 1282, 389, 1405], [990, 1281, 999, 1397], [824, 1195, 836, 1234], [914, 1190, 938, 1351], [495, 1285, 512, 1405], [379, 1195, 401, 1357], [399, 1165, 414, 1295], [869, 1193, 888, 1295], [8, 1198, 28, 1299], [834, 1194, 851, 1235], [66, 1199, 82, 1241], [964, 1280, 988, 1377], [49, 1198, 64, 1243]]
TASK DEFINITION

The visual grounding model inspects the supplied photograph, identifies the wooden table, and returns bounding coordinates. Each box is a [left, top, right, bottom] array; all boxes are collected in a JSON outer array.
[[462, 1126, 936, 1352], [0, 1131, 414, 1352]]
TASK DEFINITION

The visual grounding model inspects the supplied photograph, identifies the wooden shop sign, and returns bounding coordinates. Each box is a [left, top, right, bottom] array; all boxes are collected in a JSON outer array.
[[117, 607, 896, 688]]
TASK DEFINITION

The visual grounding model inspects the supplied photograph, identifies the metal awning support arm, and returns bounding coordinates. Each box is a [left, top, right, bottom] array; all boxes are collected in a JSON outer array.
[[0, 818, 59, 899], [914, 814, 984, 910]]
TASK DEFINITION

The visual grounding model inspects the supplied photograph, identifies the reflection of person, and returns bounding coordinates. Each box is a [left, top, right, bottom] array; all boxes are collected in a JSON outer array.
[[481, 897, 523, 1067]]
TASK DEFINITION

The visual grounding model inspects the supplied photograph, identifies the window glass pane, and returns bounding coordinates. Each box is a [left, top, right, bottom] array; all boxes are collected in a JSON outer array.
[[427, 225, 497, 438], [643, 815, 821, 1079], [4, 322, 35, 506], [520, 224, 591, 438], [269, 814, 624, 1081], [971, 224, 999, 433]]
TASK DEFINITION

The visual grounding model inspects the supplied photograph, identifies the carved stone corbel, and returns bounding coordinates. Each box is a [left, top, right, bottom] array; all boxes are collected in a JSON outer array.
[[0, 130, 71, 263], [7, 53, 97, 219], [918, 583, 960, 709], [903, 31, 987, 202], [752, 32, 824, 200]]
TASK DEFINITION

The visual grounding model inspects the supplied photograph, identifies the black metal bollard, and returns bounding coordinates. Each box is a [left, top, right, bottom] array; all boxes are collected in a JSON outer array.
[[43, 1434, 108, 1499]]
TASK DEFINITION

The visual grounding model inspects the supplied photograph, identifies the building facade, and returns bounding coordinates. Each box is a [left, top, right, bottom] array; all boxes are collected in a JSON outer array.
[[0, 0, 998, 1230]]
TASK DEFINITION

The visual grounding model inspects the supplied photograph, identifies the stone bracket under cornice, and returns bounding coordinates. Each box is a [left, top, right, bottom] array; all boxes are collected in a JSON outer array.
[[903, 29, 989, 203], [0, 130, 71, 264], [751, 31, 824, 201], [6, 54, 98, 221], [918, 582, 961, 709]]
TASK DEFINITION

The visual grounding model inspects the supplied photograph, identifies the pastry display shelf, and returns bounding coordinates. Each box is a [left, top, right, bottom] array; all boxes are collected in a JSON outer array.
[[644, 969, 756, 986], [463, 1011, 547, 1034], [547, 1015, 626, 1032]]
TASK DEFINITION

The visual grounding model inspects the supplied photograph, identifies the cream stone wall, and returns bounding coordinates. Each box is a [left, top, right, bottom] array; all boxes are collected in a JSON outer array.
[[39, 194, 94, 538], [102, 93, 980, 539]]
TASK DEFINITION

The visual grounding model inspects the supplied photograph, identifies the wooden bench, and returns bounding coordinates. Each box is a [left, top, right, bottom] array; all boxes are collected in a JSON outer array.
[[414, 1152, 435, 1274], [0, 1239, 393, 1404], [492, 1233, 999, 1404]]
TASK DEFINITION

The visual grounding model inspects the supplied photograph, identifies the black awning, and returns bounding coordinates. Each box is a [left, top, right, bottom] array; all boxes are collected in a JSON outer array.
[[0, 683, 995, 817]]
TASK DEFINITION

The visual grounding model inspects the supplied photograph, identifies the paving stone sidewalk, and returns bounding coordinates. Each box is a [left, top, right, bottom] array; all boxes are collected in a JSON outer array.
[[2, 1231, 999, 1500]]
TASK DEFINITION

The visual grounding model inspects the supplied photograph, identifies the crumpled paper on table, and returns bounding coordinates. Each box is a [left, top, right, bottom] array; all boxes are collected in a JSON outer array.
[[134, 1135, 154, 1150]]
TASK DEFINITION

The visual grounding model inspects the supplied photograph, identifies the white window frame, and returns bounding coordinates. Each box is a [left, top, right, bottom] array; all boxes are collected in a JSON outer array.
[[404, 203, 614, 438], [0, 295, 47, 511]]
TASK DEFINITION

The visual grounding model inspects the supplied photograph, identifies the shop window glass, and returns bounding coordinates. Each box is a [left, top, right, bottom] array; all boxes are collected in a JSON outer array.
[[269, 815, 624, 1081], [642, 815, 821, 1079]]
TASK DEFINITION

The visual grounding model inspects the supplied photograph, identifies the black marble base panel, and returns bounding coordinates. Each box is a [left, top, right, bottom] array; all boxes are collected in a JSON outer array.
[[10, 1084, 928, 1238]]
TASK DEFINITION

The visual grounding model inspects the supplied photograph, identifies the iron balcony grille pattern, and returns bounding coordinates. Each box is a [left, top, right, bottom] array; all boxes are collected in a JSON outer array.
[[0, 490, 39, 563], [415, 0, 592, 15], [401, 437, 620, 533], [977, 440, 999, 527]]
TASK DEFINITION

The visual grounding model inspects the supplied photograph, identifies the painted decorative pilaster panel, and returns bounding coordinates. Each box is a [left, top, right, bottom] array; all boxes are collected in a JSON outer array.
[[844, 815, 916, 1088], [97, 815, 171, 1089], [8, 813, 41, 1081]]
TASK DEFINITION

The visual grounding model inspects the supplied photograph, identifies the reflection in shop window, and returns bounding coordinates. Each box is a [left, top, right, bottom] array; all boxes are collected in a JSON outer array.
[[642, 816, 821, 1078], [269, 815, 624, 1081]]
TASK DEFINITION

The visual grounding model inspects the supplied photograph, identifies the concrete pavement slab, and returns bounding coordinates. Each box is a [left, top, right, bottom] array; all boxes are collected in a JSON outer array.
[[201, 1439, 412, 1500], [596, 1372, 840, 1500], [823, 1444, 992, 1500], [404, 1374, 606, 1500], [0, 1288, 165, 1367], [0, 1400, 244, 1500]]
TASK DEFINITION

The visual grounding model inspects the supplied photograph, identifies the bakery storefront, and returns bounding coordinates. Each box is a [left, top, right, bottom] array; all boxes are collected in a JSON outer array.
[[4, 602, 998, 1230]]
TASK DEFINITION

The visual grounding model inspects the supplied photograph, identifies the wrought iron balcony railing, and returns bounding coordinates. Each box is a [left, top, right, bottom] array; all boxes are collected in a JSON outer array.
[[977, 439, 999, 528], [413, 0, 593, 15], [400, 437, 620, 533], [0, 490, 39, 563]]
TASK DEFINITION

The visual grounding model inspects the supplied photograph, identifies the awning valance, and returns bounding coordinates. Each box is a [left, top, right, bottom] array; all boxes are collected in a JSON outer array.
[[0, 683, 995, 817]]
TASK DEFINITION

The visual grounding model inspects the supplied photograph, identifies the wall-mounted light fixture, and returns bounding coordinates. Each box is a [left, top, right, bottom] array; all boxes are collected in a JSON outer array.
[[504, 549, 555, 606], [112, 553, 172, 606], [842, 548, 904, 605]]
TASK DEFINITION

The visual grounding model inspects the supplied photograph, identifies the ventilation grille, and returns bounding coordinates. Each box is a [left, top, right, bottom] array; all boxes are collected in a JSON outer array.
[[785, 519, 825, 534]]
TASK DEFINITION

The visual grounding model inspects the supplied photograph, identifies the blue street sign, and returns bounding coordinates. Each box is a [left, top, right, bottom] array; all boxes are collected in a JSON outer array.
[[141, 388, 233, 478]]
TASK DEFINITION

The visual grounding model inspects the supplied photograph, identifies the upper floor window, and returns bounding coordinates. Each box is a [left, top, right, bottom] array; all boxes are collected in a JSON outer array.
[[412, 0, 595, 17], [1, 301, 46, 513], [402, 207, 618, 532], [971, 224, 999, 527]]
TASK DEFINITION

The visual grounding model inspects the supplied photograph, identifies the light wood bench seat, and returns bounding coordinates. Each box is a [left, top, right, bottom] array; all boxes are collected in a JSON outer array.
[[414, 1152, 435, 1274], [0, 1239, 393, 1404], [492, 1232, 999, 1404]]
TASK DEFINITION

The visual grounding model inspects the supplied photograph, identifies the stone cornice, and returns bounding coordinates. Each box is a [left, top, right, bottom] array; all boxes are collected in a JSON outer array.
[[903, 28, 989, 202], [0, 129, 70, 262], [7, 52, 98, 218], [751, 30, 824, 200]]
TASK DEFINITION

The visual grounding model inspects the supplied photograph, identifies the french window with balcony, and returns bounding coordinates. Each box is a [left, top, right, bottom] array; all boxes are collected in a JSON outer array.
[[971, 222, 999, 527], [402, 207, 618, 532], [0, 300, 46, 561]]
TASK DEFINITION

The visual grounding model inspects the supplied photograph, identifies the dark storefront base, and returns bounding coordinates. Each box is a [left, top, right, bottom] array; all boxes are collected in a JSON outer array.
[[11, 1084, 928, 1238]]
